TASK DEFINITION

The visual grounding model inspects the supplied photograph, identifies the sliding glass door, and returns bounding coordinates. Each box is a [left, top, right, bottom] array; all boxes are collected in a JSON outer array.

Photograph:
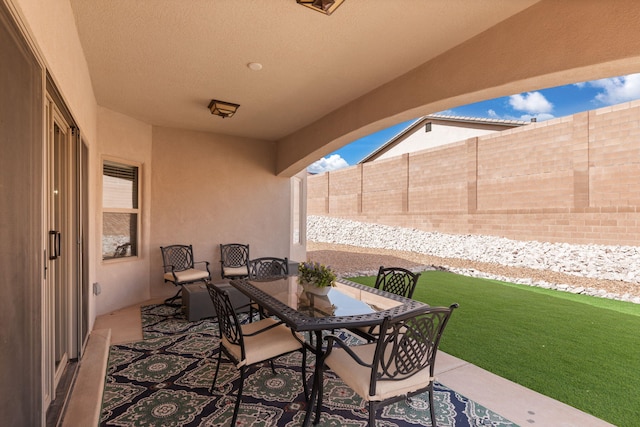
[[47, 101, 73, 393], [43, 77, 90, 427]]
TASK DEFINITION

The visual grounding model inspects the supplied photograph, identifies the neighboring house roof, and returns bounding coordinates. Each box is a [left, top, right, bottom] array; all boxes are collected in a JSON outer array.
[[359, 114, 529, 163]]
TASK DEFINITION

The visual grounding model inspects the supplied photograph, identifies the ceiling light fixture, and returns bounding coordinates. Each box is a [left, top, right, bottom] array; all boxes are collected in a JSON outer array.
[[296, 0, 345, 15], [208, 99, 240, 119]]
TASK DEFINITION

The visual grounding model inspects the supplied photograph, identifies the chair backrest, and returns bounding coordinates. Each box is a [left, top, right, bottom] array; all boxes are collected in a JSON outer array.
[[220, 243, 250, 268], [247, 257, 289, 280], [370, 304, 458, 396], [374, 266, 421, 299], [160, 245, 195, 273], [206, 283, 245, 359], [114, 242, 131, 258]]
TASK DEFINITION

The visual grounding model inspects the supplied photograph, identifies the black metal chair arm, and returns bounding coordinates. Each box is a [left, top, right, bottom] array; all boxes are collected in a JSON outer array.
[[323, 334, 373, 368], [163, 263, 177, 273], [163, 264, 181, 283], [290, 329, 307, 346], [193, 260, 211, 270], [242, 319, 286, 337]]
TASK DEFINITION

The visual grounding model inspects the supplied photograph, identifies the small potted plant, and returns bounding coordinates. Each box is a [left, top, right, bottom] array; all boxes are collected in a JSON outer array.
[[298, 261, 336, 296]]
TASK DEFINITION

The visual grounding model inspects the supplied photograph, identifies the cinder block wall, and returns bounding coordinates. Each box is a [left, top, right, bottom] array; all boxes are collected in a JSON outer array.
[[307, 101, 640, 246]]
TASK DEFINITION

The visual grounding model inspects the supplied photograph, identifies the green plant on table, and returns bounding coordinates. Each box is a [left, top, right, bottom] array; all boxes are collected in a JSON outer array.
[[298, 261, 336, 288]]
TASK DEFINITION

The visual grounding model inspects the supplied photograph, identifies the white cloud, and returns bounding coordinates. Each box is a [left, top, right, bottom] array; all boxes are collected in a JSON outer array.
[[487, 109, 498, 118], [307, 154, 349, 174], [508, 91, 554, 114], [588, 73, 640, 105]]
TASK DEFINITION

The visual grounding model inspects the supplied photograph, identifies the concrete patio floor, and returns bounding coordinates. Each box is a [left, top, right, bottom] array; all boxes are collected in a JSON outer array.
[[61, 299, 614, 427]]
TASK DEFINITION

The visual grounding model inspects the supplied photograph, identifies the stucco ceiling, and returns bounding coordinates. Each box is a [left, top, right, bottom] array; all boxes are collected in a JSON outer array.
[[69, 0, 539, 142]]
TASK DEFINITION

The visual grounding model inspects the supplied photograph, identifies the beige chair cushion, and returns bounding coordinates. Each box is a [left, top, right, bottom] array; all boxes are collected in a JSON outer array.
[[223, 266, 249, 276], [325, 343, 433, 402], [357, 324, 381, 336], [222, 317, 303, 367], [164, 268, 209, 283]]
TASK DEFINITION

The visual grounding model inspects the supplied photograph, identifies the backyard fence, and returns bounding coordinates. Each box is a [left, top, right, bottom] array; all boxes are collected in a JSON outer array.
[[308, 100, 640, 246]]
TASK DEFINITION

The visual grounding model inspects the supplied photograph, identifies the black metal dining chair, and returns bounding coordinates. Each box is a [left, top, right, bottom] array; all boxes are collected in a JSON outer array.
[[374, 266, 421, 299], [160, 244, 211, 306], [220, 243, 250, 279], [247, 257, 289, 320], [247, 256, 289, 280], [207, 282, 309, 426], [312, 304, 458, 426], [352, 266, 422, 341]]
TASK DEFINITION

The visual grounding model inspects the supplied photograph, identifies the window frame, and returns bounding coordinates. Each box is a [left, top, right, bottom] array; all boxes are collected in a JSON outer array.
[[101, 156, 141, 261]]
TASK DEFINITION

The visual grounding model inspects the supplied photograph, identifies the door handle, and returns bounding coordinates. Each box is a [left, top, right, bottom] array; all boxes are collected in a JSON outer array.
[[56, 231, 61, 258], [49, 230, 61, 260]]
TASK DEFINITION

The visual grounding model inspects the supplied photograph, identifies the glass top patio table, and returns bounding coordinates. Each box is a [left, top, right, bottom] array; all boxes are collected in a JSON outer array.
[[230, 276, 428, 427], [230, 276, 427, 332]]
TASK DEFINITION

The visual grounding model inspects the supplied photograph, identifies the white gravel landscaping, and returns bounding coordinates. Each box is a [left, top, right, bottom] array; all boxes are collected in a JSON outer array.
[[307, 215, 640, 304]]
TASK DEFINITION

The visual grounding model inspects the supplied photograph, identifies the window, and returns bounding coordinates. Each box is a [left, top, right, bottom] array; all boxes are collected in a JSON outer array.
[[102, 159, 139, 260], [425, 122, 432, 132]]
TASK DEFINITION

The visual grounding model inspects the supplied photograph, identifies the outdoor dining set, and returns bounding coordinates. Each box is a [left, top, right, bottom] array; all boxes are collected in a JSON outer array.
[[159, 243, 458, 426]]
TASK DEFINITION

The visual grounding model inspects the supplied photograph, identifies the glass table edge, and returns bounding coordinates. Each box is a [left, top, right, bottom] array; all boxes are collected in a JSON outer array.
[[229, 277, 428, 332]]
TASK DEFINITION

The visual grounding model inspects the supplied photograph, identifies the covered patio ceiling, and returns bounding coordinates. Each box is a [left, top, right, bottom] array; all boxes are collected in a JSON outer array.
[[69, 0, 640, 176]]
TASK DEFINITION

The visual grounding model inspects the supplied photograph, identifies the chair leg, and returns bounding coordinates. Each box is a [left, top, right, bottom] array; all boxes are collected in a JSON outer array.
[[210, 348, 224, 393], [369, 401, 376, 426], [164, 287, 182, 307], [269, 360, 277, 375], [313, 364, 324, 425], [301, 348, 309, 402], [249, 303, 255, 323], [248, 302, 268, 322], [428, 384, 437, 427], [231, 366, 245, 426]]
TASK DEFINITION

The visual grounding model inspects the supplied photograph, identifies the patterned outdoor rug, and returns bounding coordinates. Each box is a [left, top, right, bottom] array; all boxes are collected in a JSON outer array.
[[100, 304, 517, 426], [141, 303, 220, 339]]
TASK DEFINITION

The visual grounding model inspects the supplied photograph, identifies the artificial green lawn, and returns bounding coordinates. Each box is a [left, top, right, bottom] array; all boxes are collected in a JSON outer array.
[[348, 271, 640, 427]]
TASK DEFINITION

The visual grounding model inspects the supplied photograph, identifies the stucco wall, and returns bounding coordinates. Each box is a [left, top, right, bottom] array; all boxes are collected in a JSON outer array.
[[149, 127, 293, 300], [14, 0, 97, 142], [96, 107, 153, 315], [91, 109, 300, 315], [277, 0, 640, 177], [308, 101, 640, 246]]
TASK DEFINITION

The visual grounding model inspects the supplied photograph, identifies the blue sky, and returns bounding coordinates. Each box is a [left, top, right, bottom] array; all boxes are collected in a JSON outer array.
[[308, 73, 640, 173]]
